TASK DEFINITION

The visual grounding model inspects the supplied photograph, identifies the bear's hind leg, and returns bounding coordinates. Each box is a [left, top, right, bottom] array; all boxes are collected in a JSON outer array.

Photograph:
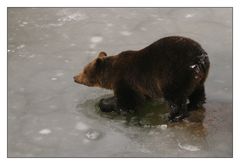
[[167, 98, 189, 122], [163, 84, 190, 122], [188, 85, 206, 111]]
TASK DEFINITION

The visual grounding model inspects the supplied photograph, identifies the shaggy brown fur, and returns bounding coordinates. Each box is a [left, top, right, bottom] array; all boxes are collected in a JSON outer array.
[[74, 36, 210, 121]]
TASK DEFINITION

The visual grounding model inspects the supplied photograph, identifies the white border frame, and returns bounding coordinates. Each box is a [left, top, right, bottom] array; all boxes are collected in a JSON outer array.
[[1, 0, 239, 164]]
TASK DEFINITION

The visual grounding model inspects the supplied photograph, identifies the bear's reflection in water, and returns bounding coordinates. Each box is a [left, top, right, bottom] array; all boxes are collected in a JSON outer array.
[[76, 95, 207, 138]]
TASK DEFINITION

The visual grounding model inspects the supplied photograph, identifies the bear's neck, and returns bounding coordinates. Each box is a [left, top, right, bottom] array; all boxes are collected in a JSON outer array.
[[98, 56, 120, 90]]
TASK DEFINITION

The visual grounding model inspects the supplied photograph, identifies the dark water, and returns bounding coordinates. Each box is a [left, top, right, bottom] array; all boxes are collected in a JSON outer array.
[[8, 8, 232, 157]]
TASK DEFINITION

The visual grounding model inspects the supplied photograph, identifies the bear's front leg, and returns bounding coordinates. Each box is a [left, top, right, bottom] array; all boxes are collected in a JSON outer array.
[[114, 80, 144, 112], [99, 96, 118, 112]]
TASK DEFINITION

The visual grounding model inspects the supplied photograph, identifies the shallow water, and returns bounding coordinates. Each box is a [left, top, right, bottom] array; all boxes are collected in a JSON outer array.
[[7, 8, 232, 157]]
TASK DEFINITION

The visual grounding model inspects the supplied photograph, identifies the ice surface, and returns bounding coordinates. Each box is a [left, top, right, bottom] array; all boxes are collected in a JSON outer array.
[[120, 31, 132, 36], [8, 8, 232, 158], [75, 122, 89, 131]]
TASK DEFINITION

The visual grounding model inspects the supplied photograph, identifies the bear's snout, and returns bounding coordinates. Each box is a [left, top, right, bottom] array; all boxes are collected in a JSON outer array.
[[73, 75, 80, 83]]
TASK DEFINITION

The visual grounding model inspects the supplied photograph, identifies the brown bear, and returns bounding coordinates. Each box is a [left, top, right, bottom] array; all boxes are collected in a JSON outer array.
[[74, 36, 210, 122]]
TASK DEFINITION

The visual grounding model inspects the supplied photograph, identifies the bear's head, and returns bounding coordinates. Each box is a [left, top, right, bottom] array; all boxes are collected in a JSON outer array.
[[74, 51, 107, 87]]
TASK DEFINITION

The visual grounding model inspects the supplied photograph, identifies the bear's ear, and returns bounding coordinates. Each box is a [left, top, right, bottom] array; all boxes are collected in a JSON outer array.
[[95, 57, 104, 68], [98, 51, 107, 58]]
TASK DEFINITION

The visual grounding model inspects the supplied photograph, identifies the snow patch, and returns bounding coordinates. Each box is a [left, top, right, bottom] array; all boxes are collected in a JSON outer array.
[[89, 44, 96, 49], [120, 31, 132, 36], [56, 72, 64, 77], [59, 13, 87, 22], [28, 54, 36, 58], [157, 18, 164, 21], [157, 124, 167, 130], [17, 44, 25, 49], [64, 59, 70, 63], [107, 23, 113, 27], [83, 138, 90, 144], [178, 142, 200, 151], [49, 105, 57, 109], [34, 137, 43, 141], [90, 36, 103, 43], [70, 43, 76, 47], [19, 88, 25, 92], [39, 129, 51, 135], [185, 14, 194, 18], [85, 130, 100, 140]]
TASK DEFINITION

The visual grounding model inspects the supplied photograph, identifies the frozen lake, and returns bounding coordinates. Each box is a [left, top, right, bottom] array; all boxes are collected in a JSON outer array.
[[7, 8, 232, 157]]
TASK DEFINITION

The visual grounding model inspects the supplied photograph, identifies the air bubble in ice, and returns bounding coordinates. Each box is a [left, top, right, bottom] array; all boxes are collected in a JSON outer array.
[[51, 77, 57, 81]]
